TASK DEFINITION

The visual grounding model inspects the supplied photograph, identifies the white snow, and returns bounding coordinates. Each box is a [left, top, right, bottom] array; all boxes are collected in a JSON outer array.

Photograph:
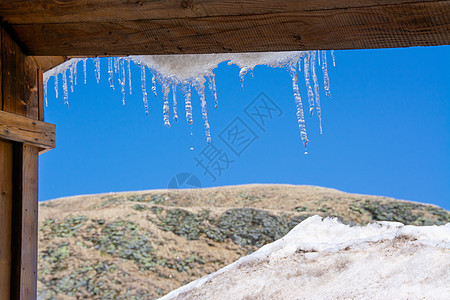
[[160, 216, 450, 300], [43, 51, 332, 147]]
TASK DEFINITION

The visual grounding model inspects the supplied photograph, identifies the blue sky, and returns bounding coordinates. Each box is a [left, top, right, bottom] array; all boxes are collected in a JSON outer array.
[[39, 46, 450, 210]]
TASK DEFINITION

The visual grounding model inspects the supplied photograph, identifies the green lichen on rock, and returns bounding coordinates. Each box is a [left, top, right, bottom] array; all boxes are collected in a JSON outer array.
[[216, 208, 290, 247], [39, 242, 71, 275], [357, 200, 450, 225], [87, 220, 156, 270], [40, 216, 88, 237], [128, 193, 169, 204], [158, 209, 205, 240], [155, 207, 315, 248], [40, 260, 120, 299]]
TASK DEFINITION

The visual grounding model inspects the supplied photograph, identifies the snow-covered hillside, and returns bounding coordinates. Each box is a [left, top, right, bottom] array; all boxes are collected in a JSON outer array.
[[161, 216, 450, 300]]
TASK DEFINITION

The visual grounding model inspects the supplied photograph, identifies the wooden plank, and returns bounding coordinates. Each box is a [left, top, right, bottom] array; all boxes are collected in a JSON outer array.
[[3, 0, 450, 55], [24, 57, 39, 120], [0, 110, 55, 150], [9, 143, 38, 300], [1, 22, 44, 300], [0, 28, 2, 109], [38, 69, 44, 121], [1, 27, 27, 115], [31, 56, 67, 72], [0, 141, 13, 300], [10, 146, 40, 300], [11, 144, 39, 300], [0, 0, 444, 24]]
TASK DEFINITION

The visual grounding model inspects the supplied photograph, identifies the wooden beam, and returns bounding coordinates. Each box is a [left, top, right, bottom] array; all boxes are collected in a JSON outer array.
[[0, 141, 13, 300], [31, 56, 67, 72], [10, 144, 39, 300], [1, 0, 449, 56], [0, 110, 55, 150], [0, 26, 46, 299], [0, 0, 444, 24], [1, 26, 27, 115]]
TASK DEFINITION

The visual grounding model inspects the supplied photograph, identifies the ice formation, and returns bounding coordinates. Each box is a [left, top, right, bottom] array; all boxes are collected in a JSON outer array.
[[161, 216, 450, 300], [43, 51, 334, 148]]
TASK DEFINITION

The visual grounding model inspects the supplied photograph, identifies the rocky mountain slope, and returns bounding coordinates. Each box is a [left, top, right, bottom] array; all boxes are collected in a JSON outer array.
[[37, 184, 449, 299]]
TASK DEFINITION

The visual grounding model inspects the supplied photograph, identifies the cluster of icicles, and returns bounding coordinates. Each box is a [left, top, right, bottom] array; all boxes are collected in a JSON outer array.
[[43, 50, 335, 149]]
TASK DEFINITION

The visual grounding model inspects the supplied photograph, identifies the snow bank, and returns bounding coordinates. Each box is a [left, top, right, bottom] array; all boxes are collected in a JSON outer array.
[[161, 215, 450, 300]]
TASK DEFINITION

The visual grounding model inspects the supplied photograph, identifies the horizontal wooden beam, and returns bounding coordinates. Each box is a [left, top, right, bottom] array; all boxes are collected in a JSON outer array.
[[31, 56, 67, 72], [1, 0, 449, 56], [0, 0, 442, 24], [0, 110, 55, 150]]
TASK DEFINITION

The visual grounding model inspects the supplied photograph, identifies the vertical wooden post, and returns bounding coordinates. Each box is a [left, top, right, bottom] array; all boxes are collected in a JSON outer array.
[[0, 141, 13, 300], [0, 25, 42, 300]]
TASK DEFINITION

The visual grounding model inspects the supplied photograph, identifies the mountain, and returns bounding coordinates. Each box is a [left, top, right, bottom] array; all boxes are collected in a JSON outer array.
[[37, 184, 449, 299]]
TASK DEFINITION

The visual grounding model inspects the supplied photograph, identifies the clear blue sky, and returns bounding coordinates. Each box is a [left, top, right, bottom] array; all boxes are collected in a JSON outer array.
[[39, 46, 450, 210]]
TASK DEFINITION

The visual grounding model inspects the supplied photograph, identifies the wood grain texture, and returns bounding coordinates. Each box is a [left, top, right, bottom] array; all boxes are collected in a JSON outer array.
[[0, 110, 55, 150], [31, 56, 67, 72], [1, 27, 27, 115], [1, 22, 43, 300], [10, 145, 40, 300], [24, 57, 39, 120], [38, 69, 44, 121], [19, 144, 39, 299], [2, 0, 450, 55], [0, 28, 2, 109], [0, 141, 13, 300], [0, 0, 444, 23]]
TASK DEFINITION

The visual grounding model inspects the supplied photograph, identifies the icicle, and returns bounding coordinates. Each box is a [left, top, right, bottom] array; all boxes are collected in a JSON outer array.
[[140, 65, 149, 116], [127, 58, 132, 95], [318, 50, 321, 66], [331, 50, 336, 67], [180, 83, 193, 125], [119, 58, 126, 105], [108, 57, 115, 90], [193, 80, 211, 144], [94, 57, 101, 84], [206, 74, 218, 109], [69, 65, 74, 92], [151, 73, 157, 97], [62, 70, 69, 107], [311, 51, 322, 134], [239, 67, 249, 90], [114, 57, 119, 74], [73, 61, 78, 85], [162, 80, 171, 127], [172, 83, 178, 122], [288, 60, 308, 148], [321, 51, 331, 98], [44, 83, 48, 107], [54, 74, 59, 98], [83, 59, 87, 84], [303, 54, 315, 116]]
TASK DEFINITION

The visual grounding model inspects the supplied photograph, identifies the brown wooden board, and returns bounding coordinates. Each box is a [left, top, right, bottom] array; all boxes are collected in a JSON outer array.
[[14, 144, 39, 299], [31, 56, 67, 72], [1, 23, 42, 300], [0, 141, 13, 300], [0, 110, 55, 150], [1, 0, 450, 56], [38, 69, 44, 121], [0, 0, 445, 24], [1, 27, 27, 115]]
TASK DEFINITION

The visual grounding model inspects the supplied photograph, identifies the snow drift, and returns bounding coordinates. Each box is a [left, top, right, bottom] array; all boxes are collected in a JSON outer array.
[[161, 215, 450, 299]]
